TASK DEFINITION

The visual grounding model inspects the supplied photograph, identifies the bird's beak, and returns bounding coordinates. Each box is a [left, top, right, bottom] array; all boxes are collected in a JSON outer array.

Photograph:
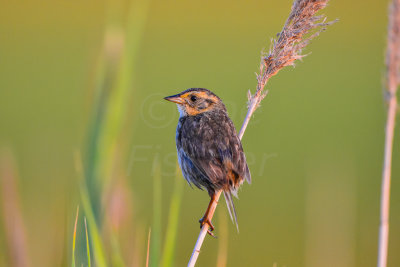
[[164, 94, 185, 104]]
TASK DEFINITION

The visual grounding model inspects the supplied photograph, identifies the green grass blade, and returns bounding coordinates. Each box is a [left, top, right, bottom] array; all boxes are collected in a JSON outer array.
[[161, 164, 184, 267], [97, 0, 151, 190], [110, 232, 125, 267], [75, 151, 107, 267], [79, 181, 107, 267], [71, 206, 79, 267], [80, 0, 151, 265], [146, 228, 151, 267], [84, 218, 91, 267], [150, 164, 162, 267]]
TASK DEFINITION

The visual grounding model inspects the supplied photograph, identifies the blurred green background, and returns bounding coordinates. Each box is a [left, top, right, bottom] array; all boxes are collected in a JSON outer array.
[[0, 0, 398, 266]]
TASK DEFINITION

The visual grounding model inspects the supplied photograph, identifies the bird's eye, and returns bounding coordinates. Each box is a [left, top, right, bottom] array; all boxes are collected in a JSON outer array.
[[190, 95, 197, 102]]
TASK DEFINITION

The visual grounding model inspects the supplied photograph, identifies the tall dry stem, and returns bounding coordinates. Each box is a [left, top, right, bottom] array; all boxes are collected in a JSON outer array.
[[0, 150, 30, 267], [378, 1, 400, 266], [188, 1, 335, 266]]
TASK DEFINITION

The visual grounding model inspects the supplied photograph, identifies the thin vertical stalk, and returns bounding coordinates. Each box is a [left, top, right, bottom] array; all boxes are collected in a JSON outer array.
[[71, 206, 79, 267], [84, 218, 91, 267], [161, 164, 184, 267], [0, 150, 31, 267], [146, 228, 152, 267], [151, 164, 162, 266], [378, 95, 397, 267], [377, 1, 400, 266]]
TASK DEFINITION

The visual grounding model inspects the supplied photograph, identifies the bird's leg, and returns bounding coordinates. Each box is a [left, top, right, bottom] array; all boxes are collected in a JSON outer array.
[[199, 193, 218, 237]]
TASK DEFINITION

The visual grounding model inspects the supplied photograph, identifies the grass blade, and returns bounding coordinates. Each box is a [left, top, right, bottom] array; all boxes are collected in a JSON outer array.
[[71, 206, 79, 267], [151, 164, 162, 267], [84, 218, 91, 267], [146, 228, 151, 267], [75, 151, 107, 267], [110, 232, 125, 267], [161, 164, 184, 267], [79, 181, 107, 267]]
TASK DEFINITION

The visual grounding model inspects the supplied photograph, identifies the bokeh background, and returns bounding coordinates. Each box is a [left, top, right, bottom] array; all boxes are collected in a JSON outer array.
[[0, 0, 398, 266]]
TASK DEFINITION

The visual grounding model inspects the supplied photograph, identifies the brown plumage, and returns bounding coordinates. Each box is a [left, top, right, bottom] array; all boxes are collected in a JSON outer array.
[[164, 88, 250, 233]]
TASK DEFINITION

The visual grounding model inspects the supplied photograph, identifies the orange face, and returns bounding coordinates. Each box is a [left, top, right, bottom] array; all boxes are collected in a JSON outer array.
[[164, 90, 220, 116]]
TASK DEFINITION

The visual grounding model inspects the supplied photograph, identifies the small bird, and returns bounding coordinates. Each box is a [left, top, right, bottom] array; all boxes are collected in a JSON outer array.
[[164, 88, 251, 235]]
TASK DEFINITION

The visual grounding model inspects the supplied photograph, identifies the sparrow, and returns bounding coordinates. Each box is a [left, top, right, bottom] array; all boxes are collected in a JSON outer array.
[[164, 88, 251, 235]]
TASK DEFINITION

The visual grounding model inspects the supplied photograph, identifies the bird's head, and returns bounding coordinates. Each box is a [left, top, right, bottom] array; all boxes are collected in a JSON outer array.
[[164, 88, 225, 117]]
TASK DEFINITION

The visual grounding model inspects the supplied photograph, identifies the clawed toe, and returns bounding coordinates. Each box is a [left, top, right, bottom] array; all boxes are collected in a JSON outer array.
[[199, 217, 216, 237], [199, 217, 214, 231]]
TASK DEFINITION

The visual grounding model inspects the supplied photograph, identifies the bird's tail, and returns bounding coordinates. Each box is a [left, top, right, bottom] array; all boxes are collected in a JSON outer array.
[[223, 190, 239, 232]]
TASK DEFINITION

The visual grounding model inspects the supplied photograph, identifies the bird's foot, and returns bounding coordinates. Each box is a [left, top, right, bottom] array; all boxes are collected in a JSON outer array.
[[199, 217, 216, 238]]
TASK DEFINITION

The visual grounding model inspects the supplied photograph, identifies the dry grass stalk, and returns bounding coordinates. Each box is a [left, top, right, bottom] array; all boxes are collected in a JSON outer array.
[[146, 228, 151, 267], [188, 1, 335, 266], [378, 1, 400, 266], [0, 150, 30, 267]]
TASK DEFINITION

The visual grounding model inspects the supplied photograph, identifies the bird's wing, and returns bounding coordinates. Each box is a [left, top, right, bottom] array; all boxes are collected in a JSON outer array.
[[177, 146, 214, 190], [180, 113, 251, 191]]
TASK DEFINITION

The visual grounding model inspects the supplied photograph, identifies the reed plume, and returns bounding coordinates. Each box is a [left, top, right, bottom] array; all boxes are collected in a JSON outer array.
[[240, 0, 336, 138]]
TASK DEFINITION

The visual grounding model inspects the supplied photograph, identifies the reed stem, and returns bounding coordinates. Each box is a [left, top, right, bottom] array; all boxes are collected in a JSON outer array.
[[377, 1, 400, 266], [187, 1, 334, 266]]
